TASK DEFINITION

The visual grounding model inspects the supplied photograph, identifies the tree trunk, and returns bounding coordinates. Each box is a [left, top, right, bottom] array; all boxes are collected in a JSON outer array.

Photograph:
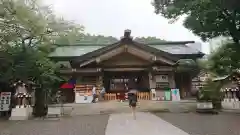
[[33, 88, 48, 117]]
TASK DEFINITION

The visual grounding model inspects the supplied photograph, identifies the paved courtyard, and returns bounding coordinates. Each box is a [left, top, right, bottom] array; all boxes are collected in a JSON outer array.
[[155, 112, 240, 135], [0, 112, 239, 135], [61, 100, 197, 115], [0, 115, 109, 135]]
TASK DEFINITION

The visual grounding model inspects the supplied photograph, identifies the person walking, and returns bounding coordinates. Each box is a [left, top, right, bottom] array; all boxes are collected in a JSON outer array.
[[128, 89, 138, 120], [91, 85, 97, 103], [100, 87, 106, 101]]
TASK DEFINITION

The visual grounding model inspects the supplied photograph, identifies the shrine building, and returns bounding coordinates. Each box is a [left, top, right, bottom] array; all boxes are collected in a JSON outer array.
[[49, 30, 204, 102]]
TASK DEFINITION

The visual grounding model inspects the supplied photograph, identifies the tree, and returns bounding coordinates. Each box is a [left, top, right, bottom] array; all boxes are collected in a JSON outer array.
[[0, 0, 79, 82], [152, 0, 240, 43], [134, 36, 165, 43], [0, 0, 84, 51], [55, 33, 119, 45], [0, 0, 84, 116], [198, 79, 223, 109], [207, 42, 240, 76], [77, 34, 119, 44]]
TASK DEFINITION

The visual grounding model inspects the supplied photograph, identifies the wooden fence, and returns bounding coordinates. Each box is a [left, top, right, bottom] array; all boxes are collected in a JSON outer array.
[[104, 92, 150, 101], [104, 93, 117, 100], [74, 85, 151, 101], [137, 92, 150, 100]]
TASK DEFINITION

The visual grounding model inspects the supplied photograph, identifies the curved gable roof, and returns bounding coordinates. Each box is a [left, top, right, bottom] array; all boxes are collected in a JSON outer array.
[[49, 30, 204, 60]]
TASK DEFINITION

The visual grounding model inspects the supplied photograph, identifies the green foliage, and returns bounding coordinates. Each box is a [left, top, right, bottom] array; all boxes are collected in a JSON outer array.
[[0, 0, 82, 116], [207, 42, 240, 76], [198, 79, 223, 109], [134, 37, 165, 43], [196, 59, 209, 71], [0, 0, 75, 84], [56, 35, 166, 45], [152, 0, 240, 43], [0, 46, 61, 84], [175, 59, 199, 75], [55, 33, 119, 45], [79, 34, 119, 44]]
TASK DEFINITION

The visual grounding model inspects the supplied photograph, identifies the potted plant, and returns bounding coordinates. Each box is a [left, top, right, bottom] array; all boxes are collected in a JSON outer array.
[[197, 88, 213, 109], [196, 79, 223, 113]]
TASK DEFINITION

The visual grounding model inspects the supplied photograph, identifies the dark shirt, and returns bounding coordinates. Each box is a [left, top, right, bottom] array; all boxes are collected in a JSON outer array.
[[128, 93, 137, 102]]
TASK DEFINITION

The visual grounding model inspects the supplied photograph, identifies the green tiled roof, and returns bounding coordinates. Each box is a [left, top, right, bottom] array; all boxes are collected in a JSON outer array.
[[149, 44, 201, 55], [49, 45, 106, 57], [49, 43, 203, 57]]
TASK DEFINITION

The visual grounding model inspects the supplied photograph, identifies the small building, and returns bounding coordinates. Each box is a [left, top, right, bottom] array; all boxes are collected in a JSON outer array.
[[213, 71, 240, 100], [191, 71, 210, 96], [49, 30, 204, 102]]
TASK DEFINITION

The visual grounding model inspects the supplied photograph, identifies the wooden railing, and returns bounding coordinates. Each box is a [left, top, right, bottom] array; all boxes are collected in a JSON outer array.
[[137, 92, 150, 100], [103, 92, 151, 101], [74, 84, 101, 94], [104, 93, 117, 100], [74, 84, 151, 101]]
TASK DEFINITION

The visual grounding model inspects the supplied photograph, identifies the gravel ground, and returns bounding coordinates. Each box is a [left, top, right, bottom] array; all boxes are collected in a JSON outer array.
[[154, 112, 240, 135], [0, 114, 109, 135]]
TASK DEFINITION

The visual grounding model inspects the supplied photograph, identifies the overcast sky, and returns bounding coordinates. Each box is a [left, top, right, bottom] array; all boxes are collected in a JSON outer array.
[[45, 0, 209, 54]]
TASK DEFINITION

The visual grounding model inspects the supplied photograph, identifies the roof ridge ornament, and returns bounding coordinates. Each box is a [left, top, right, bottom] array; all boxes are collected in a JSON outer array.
[[120, 29, 133, 42], [124, 29, 131, 38]]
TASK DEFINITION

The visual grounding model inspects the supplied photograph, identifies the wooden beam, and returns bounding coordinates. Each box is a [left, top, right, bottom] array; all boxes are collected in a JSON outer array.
[[80, 59, 96, 67], [97, 47, 124, 63], [80, 47, 124, 67], [103, 68, 147, 71], [59, 68, 102, 73], [127, 45, 154, 61], [79, 44, 175, 67], [152, 66, 174, 72], [156, 57, 175, 65]]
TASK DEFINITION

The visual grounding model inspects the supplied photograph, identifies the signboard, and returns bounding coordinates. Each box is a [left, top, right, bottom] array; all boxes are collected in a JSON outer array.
[[155, 75, 169, 82], [0, 92, 11, 111], [171, 89, 180, 101]]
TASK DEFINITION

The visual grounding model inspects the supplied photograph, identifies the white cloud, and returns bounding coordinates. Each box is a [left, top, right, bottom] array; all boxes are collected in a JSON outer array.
[[45, 0, 209, 54]]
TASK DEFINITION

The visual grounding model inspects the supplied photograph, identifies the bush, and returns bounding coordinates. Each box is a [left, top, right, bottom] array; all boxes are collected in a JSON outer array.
[[197, 80, 223, 109]]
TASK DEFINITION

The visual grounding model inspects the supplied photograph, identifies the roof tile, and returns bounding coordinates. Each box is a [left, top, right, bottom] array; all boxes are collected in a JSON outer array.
[[49, 45, 105, 57], [49, 43, 203, 57]]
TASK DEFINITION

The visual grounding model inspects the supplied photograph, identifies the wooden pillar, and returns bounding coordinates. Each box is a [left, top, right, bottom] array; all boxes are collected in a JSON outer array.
[[96, 74, 103, 94], [168, 72, 176, 88], [175, 72, 185, 99], [148, 71, 156, 89]]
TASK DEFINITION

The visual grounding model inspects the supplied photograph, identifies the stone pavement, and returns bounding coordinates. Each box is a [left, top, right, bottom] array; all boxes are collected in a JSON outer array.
[[155, 112, 240, 135], [61, 100, 197, 116], [105, 112, 189, 135], [0, 115, 109, 135], [0, 112, 239, 135]]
